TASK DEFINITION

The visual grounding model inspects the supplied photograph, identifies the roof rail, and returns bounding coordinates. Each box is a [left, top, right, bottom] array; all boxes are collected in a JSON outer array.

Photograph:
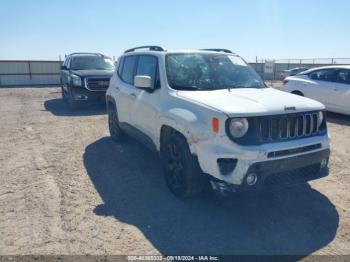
[[124, 46, 164, 53], [201, 49, 233, 54], [69, 52, 104, 56]]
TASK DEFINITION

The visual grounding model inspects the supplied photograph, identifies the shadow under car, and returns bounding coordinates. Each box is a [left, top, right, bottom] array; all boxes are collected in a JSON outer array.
[[83, 137, 339, 256], [44, 98, 106, 116]]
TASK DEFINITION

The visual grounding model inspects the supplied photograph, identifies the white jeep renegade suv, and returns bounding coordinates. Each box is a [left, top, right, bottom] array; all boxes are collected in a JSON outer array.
[[106, 46, 330, 198]]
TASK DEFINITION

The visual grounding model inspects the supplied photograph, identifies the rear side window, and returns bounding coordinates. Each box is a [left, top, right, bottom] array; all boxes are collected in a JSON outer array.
[[136, 55, 158, 87], [336, 69, 350, 84], [309, 69, 336, 82], [121, 56, 137, 84]]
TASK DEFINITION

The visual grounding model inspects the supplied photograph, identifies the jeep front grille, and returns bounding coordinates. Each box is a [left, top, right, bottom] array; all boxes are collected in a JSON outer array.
[[84, 78, 110, 91], [259, 112, 321, 143], [226, 111, 327, 145]]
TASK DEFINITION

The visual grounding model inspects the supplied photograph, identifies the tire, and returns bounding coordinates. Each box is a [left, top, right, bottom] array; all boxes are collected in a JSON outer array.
[[292, 90, 304, 96], [161, 131, 207, 198], [108, 103, 125, 142], [61, 86, 68, 100], [63, 85, 77, 109]]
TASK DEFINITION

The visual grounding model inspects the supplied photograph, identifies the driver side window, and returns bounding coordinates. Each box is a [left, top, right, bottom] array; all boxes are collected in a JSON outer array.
[[136, 55, 159, 88]]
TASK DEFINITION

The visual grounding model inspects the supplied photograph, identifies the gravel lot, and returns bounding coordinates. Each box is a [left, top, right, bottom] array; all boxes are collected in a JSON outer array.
[[0, 87, 349, 257]]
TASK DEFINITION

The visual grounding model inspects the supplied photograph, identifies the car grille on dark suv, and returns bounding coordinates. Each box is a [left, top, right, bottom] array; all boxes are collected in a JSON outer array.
[[85, 78, 110, 91], [226, 111, 327, 145]]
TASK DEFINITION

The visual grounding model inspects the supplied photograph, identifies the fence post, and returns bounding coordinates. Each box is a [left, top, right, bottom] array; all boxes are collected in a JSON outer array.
[[28, 61, 32, 80]]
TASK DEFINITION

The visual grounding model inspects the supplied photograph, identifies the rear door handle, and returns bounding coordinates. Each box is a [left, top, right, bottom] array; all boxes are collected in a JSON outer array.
[[130, 93, 136, 98]]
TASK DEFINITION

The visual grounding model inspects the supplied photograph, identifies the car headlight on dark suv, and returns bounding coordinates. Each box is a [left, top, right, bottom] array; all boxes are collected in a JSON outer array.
[[71, 74, 82, 86], [228, 118, 249, 138]]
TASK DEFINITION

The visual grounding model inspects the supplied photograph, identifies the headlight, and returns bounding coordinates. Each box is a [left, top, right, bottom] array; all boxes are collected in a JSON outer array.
[[318, 111, 324, 128], [229, 118, 249, 138], [71, 74, 82, 86]]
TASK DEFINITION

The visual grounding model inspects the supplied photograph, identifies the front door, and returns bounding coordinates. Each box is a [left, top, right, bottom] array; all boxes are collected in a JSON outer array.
[[128, 55, 160, 143]]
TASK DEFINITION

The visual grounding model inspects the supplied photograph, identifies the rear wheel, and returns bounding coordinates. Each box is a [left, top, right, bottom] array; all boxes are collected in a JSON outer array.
[[108, 103, 125, 142], [161, 131, 207, 198]]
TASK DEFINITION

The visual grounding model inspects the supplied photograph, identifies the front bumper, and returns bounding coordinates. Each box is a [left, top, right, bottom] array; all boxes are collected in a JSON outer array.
[[210, 149, 330, 193], [194, 134, 330, 190], [71, 86, 106, 101]]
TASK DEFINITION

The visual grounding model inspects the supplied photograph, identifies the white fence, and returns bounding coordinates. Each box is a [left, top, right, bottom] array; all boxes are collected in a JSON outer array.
[[0, 60, 62, 87]]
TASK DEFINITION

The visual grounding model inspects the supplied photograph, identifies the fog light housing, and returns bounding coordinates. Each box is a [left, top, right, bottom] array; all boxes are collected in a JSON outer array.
[[217, 158, 237, 175], [320, 158, 328, 169], [246, 173, 258, 186]]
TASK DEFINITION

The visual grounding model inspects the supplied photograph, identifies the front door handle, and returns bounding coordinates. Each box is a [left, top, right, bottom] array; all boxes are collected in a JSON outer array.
[[130, 93, 136, 98]]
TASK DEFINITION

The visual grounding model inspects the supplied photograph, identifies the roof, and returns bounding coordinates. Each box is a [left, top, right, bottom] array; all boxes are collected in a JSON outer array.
[[123, 46, 237, 56], [68, 52, 104, 57], [122, 49, 239, 57], [302, 65, 350, 74]]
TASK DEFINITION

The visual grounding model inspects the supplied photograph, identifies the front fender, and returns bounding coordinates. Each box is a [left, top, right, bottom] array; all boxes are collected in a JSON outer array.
[[157, 108, 216, 154]]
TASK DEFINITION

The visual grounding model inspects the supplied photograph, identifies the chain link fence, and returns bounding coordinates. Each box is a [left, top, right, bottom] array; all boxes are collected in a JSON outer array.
[[250, 58, 350, 80]]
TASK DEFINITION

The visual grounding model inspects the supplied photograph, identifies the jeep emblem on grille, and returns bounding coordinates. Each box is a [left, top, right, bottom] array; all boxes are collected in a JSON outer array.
[[284, 106, 296, 111]]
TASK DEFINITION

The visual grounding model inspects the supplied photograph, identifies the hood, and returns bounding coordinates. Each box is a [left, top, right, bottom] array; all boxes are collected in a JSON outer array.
[[176, 87, 325, 117], [71, 69, 114, 78]]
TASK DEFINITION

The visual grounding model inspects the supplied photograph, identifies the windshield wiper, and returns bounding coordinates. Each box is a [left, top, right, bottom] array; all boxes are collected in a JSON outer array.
[[172, 85, 202, 91]]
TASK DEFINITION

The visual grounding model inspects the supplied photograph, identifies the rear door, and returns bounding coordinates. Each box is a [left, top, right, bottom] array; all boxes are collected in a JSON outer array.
[[302, 69, 337, 106], [115, 55, 138, 123], [330, 69, 350, 114]]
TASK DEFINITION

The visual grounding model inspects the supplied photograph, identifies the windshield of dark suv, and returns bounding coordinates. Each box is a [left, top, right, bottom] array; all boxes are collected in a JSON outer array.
[[166, 53, 265, 90], [70, 56, 114, 70]]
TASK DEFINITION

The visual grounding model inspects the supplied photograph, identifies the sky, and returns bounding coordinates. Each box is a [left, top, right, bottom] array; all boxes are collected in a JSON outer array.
[[0, 0, 349, 62]]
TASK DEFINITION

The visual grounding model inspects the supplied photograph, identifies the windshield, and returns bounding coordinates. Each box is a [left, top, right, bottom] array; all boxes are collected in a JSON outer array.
[[166, 53, 265, 90], [71, 56, 114, 70]]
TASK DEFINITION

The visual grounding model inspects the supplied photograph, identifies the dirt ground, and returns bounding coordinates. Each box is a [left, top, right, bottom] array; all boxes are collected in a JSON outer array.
[[0, 87, 349, 257]]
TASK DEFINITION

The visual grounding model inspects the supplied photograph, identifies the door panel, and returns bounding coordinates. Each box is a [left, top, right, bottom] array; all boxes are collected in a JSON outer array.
[[302, 69, 337, 107], [331, 69, 350, 114], [116, 55, 137, 123], [128, 55, 160, 142]]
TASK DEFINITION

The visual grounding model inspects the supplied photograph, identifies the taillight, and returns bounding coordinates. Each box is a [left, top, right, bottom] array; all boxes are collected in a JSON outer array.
[[283, 79, 289, 85]]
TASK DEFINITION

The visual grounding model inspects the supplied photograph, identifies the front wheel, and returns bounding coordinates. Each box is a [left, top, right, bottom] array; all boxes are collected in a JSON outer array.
[[61, 85, 68, 100], [161, 132, 207, 198]]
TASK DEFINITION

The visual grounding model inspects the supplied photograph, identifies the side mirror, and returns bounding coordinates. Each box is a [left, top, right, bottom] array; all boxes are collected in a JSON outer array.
[[134, 75, 153, 90], [61, 65, 67, 70]]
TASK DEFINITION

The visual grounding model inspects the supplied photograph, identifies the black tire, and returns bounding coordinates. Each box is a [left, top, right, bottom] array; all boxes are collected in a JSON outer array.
[[161, 131, 207, 198], [61, 86, 68, 100], [292, 90, 304, 96], [108, 103, 125, 142], [63, 85, 77, 109]]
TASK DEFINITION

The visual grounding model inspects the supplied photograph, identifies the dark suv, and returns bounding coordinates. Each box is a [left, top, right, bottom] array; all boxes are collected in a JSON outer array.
[[60, 53, 115, 108]]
